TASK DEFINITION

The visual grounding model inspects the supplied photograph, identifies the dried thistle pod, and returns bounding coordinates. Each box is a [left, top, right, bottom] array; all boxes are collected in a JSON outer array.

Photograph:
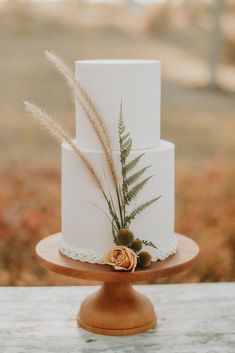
[[131, 239, 143, 253], [116, 228, 134, 246], [137, 251, 152, 268]]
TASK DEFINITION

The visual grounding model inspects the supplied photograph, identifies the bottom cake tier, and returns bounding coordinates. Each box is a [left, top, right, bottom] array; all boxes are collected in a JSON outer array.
[[60, 140, 177, 264]]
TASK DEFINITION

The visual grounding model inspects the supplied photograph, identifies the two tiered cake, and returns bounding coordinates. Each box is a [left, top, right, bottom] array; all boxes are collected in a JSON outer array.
[[59, 60, 177, 265]]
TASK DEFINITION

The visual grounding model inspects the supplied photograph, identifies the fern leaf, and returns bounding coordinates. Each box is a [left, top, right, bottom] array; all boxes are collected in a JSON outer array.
[[120, 132, 130, 143], [118, 102, 125, 134], [124, 153, 145, 174], [122, 137, 132, 151], [142, 240, 158, 249], [126, 175, 154, 203], [123, 139, 132, 158], [118, 117, 123, 128], [126, 166, 151, 186], [119, 126, 125, 134], [126, 196, 161, 222]]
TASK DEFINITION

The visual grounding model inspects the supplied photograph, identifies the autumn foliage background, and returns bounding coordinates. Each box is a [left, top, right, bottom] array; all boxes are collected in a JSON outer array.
[[0, 0, 235, 285]]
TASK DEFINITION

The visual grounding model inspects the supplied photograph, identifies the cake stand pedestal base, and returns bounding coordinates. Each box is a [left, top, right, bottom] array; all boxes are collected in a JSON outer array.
[[36, 233, 199, 336], [78, 281, 156, 336]]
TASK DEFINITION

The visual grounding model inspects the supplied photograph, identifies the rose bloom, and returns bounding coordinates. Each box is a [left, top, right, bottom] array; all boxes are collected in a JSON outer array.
[[104, 246, 137, 272]]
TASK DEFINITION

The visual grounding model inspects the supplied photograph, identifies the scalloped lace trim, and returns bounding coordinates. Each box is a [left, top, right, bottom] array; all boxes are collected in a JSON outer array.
[[147, 236, 177, 261], [59, 235, 178, 264]]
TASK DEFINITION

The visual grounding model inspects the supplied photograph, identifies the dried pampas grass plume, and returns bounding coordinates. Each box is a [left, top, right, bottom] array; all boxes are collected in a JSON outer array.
[[45, 50, 117, 187], [24, 101, 104, 194]]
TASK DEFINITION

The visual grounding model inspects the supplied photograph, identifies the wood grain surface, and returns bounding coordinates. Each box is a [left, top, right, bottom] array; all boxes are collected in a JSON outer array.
[[0, 284, 234, 352]]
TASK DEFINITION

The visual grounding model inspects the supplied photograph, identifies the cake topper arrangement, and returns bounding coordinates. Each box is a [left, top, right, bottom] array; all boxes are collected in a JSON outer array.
[[24, 52, 162, 272]]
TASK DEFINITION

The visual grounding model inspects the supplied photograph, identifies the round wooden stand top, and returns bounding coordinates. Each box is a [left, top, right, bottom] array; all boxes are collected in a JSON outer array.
[[36, 233, 199, 282]]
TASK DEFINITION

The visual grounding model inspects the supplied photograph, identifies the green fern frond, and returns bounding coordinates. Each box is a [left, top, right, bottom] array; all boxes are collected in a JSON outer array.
[[118, 101, 125, 134], [124, 153, 145, 174], [117, 100, 161, 230], [142, 240, 158, 249], [126, 175, 154, 203], [126, 166, 151, 186], [122, 137, 131, 151], [123, 139, 132, 158], [119, 125, 125, 134], [120, 132, 130, 143], [126, 196, 161, 223]]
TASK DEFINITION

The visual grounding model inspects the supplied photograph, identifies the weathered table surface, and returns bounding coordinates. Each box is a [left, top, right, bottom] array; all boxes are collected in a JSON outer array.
[[0, 283, 234, 353]]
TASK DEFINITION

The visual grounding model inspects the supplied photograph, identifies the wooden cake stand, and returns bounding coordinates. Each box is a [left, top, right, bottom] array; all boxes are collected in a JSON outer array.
[[36, 233, 199, 336]]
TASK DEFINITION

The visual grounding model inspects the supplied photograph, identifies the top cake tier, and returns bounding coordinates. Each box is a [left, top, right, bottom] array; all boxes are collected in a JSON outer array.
[[75, 59, 161, 150]]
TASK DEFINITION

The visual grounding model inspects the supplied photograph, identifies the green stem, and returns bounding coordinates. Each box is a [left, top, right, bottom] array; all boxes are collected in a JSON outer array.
[[102, 189, 120, 230], [116, 186, 124, 228], [120, 153, 128, 227]]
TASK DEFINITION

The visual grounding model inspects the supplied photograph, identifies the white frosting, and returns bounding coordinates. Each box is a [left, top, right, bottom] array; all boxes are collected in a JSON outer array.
[[75, 60, 161, 150], [60, 60, 176, 265], [61, 140, 176, 263]]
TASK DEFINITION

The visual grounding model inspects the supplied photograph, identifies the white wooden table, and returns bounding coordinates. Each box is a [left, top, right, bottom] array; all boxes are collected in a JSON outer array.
[[0, 283, 234, 353]]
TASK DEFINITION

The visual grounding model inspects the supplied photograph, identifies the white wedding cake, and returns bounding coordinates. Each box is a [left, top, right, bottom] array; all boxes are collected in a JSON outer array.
[[59, 59, 177, 265]]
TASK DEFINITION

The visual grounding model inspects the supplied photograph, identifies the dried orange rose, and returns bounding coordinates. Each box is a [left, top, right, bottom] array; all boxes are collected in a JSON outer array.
[[104, 246, 137, 272]]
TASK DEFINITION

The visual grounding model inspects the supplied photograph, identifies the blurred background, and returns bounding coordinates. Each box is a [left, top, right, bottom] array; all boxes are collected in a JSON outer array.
[[0, 0, 234, 286]]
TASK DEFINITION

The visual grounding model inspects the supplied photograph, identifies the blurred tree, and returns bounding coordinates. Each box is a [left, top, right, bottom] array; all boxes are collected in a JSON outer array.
[[208, 0, 224, 89]]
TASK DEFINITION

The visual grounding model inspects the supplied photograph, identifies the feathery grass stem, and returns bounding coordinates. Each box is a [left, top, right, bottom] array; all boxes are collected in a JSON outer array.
[[24, 101, 105, 195], [45, 50, 118, 188]]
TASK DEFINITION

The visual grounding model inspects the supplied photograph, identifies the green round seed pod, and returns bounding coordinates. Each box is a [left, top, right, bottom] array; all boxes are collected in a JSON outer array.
[[116, 228, 134, 246], [131, 239, 143, 253], [137, 251, 152, 268]]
